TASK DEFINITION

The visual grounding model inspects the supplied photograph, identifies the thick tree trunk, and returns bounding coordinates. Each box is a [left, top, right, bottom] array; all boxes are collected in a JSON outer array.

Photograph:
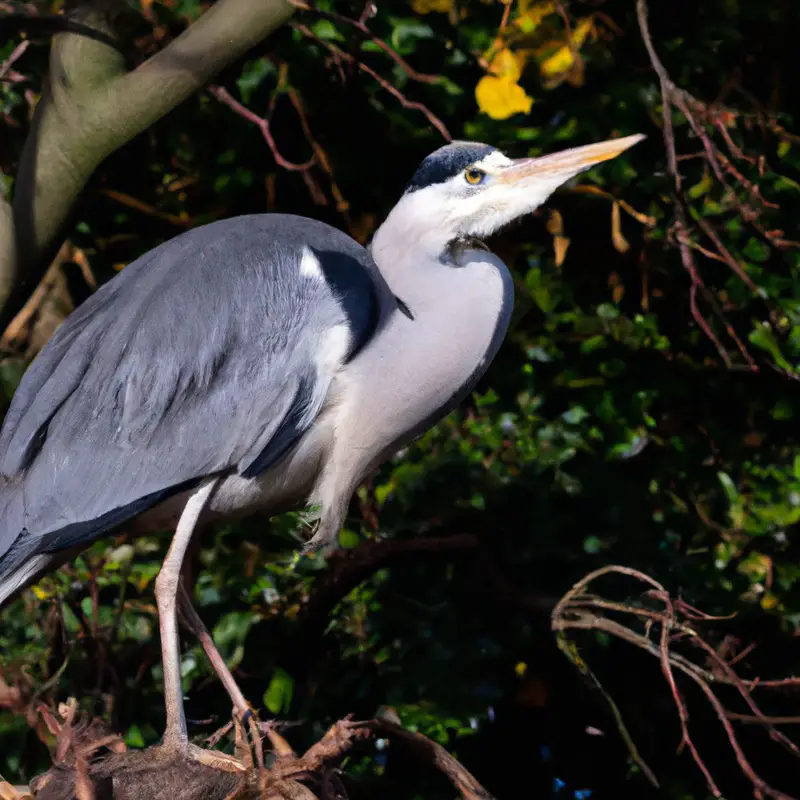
[[0, 0, 295, 331]]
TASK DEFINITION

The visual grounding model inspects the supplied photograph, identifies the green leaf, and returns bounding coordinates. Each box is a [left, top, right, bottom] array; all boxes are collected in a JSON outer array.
[[264, 667, 295, 715], [562, 406, 589, 425], [741, 237, 770, 263], [311, 19, 344, 41], [236, 58, 275, 103], [583, 535, 602, 554], [688, 171, 713, 198], [339, 528, 360, 548], [718, 471, 738, 503], [749, 323, 793, 372], [124, 724, 145, 748]]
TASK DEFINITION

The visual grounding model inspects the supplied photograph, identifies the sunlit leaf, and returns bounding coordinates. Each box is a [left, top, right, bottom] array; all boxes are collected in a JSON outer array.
[[547, 210, 570, 266], [513, 1, 556, 33], [537, 17, 594, 82], [475, 75, 534, 120], [487, 47, 523, 82], [411, 0, 452, 14], [611, 202, 630, 253]]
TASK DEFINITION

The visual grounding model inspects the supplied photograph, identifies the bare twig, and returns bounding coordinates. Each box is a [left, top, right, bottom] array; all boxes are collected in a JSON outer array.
[[209, 86, 316, 173], [0, 39, 29, 80], [288, 0, 440, 84], [292, 23, 451, 141], [635, 0, 777, 372], [554, 565, 799, 800], [359, 719, 496, 799]]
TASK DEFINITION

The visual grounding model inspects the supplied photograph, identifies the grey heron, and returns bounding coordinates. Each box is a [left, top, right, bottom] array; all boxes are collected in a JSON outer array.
[[0, 133, 643, 766]]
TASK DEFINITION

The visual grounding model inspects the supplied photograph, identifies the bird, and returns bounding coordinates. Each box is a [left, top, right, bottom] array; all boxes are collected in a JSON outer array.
[[0, 132, 643, 767]]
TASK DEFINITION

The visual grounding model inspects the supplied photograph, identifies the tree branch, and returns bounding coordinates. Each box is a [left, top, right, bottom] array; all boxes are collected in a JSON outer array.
[[0, 0, 294, 331]]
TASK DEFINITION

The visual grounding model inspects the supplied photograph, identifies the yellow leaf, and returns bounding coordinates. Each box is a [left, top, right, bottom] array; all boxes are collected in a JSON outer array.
[[475, 75, 534, 120], [573, 16, 595, 43], [611, 202, 630, 253], [514, 661, 528, 677], [514, 1, 556, 33], [32, 584, 53, 601], [538, 16, 594, 80], [411, 0, 452, 14], [487, 47, 523, 82], [546, 209, 570, 267], [554, 235, 570, 266], [761, 591, 779, 611], [546, 208, 564, 236], [539, 43, 574, 79]]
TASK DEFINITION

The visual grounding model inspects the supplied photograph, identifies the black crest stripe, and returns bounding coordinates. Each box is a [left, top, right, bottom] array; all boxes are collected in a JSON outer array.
[[404, 142, 496, 193]]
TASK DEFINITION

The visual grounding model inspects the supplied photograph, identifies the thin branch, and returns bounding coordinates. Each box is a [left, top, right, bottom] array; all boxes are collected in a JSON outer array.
[[292, 22, 451, 141], [360, 719, 496, 799], [636, 0, 760, 371], [288, 0, 441, 84], [554, 565, 800, 800], [209, 86, 316, 172], [0, 38, 28, 80]]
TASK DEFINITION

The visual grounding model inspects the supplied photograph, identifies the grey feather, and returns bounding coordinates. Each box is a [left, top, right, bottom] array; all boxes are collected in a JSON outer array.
[[0, 214, 380, 575]]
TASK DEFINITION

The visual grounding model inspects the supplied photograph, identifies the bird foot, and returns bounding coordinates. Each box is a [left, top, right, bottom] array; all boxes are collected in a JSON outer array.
[[233, 707, 267, 771], [157, 739, 247, 773], [301, 526, 340, 557]]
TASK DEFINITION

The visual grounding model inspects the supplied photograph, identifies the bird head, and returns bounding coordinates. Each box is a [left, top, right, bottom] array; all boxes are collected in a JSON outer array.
[[376, 134, 644, 256]]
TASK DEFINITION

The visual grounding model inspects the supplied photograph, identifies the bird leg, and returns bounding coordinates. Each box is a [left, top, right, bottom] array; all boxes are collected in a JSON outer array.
[[176, 581, 250, 718], [154, 477, 244, 772], [176, 581, 265, 769]]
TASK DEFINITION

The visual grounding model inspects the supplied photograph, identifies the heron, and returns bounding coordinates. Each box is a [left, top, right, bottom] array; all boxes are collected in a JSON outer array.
[[0, 133, 643, 767]]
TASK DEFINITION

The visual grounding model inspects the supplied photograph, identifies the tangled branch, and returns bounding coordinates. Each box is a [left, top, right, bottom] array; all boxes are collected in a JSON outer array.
[[635, 0, 794, 373], [287, 0, 441, 85], [554, 565, 800, 800], [291, 21, 451, 142], [0, 698, 494, 800], [209, 86, 317, 173]]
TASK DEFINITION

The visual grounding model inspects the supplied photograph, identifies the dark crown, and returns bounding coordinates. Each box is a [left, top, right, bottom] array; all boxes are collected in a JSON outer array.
[[404, 141, 496, 193]]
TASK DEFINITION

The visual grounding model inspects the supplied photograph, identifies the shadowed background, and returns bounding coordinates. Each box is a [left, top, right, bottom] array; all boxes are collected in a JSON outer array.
[[2, 0, 800, 797]]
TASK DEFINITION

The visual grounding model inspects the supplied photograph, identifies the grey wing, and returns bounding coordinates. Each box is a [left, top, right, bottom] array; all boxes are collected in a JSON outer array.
[[0, 214, 380, 570]]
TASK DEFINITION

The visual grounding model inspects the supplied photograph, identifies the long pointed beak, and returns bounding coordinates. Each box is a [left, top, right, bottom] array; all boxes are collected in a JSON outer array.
[[499, 133, 645, 184]]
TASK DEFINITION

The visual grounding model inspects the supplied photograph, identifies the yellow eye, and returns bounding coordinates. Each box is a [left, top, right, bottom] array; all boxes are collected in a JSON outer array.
[[464, 168, 486, 185]]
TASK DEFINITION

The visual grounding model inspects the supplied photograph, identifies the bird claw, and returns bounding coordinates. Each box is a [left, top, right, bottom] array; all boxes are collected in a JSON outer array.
[[300, 528, 339, 558]]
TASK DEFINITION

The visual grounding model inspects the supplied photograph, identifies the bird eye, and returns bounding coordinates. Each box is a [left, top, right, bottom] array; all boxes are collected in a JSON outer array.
[[464, 168, 486, 185]]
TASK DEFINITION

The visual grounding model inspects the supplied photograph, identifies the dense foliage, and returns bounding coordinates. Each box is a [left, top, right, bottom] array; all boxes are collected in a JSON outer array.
[[2, 0, 800, 797]]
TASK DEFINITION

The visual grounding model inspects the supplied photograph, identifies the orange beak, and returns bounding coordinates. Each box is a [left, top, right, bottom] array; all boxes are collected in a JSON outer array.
[[498, 133, 645, 183]]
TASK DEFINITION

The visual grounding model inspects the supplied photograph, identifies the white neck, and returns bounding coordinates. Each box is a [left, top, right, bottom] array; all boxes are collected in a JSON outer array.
[[363, 204, 515, 444], [370, 193, 454, 283]]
